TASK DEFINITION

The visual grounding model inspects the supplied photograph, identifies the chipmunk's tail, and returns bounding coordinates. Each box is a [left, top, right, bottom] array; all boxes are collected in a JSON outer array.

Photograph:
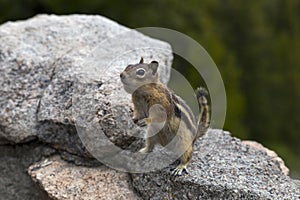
[[195, 87, 210, 139]]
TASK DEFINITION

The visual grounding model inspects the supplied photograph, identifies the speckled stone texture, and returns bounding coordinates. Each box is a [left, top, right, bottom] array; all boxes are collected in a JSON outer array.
[[28, 156, 141, 200], [0, 14, 172, 155], [1, 14, 300, 200], [242, 140, 289, 176], [0, 143, 55, 200], [0, 14, 172, 200], [131, 130, 300, 200]]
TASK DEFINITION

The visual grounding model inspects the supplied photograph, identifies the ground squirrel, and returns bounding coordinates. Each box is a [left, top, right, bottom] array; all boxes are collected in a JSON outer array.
[[120, 57, 210, 175]]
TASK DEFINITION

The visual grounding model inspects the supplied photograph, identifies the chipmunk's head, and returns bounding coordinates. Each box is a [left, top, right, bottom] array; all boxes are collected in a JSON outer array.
[[120, 57, 159, 93]]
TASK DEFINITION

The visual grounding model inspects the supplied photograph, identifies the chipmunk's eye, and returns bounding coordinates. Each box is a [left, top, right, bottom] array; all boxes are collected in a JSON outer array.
[[136, 68, 146, 77]]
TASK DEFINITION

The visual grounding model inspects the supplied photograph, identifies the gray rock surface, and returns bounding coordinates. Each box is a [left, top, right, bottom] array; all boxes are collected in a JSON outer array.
[[28, 156, 141, 200], [1, 14, 300, 200], [0, 14, 172, 156], [0, 14, 172, 200], [132, 130, 300, 200], [242, 140, 290, 176], [0, 143, 55, 200]]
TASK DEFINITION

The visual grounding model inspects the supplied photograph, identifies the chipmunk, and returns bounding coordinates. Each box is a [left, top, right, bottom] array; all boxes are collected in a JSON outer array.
[[120, 57, 210, 175]]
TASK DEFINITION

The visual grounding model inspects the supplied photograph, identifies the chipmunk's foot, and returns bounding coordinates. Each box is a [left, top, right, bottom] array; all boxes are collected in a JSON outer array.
[[136, 119, 147, 127], [138, 147, 150, 153], [171, 164, 188, 176]]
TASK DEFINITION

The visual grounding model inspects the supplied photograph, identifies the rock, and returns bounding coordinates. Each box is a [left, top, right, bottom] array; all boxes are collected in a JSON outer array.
[[242, 140, 289, 176], [131, 130, 300, 200], [0, 14, 172, 156], [2, 14, 299, 200], [28, 156, 141, 200], [0, 143, 55, 200]]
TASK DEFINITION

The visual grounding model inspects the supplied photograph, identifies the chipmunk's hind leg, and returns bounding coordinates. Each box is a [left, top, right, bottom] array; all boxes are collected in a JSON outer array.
[[171, 145, 193, 176], [138, 135, 156, 153]]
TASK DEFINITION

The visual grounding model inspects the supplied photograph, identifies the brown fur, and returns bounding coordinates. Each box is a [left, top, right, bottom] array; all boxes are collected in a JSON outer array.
[[120, 58, 210, 175]]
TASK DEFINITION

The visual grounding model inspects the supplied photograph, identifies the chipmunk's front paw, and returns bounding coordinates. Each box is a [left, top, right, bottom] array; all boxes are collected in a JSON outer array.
[[136, 119, 147, 127], [171, 164, 188, 176], [134, 118, 151, 127], [132, 117, 146, 127]]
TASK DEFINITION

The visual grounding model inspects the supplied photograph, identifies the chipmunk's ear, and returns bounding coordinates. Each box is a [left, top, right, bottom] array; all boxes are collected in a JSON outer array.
[[139, 57, 144, 64], [149, 61, 159, 75]]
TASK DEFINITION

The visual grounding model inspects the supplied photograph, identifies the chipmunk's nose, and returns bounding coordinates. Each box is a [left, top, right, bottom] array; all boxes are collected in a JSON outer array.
[[120, 72, 125, 79]]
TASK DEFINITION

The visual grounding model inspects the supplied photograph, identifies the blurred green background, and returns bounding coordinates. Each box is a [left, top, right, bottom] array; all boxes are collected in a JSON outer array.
[[0, 0, 299, 177]]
